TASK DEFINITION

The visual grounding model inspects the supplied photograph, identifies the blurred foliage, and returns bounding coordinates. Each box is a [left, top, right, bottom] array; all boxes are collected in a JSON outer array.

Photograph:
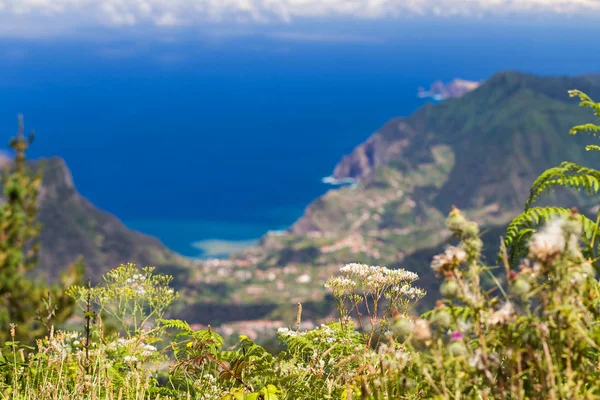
[[0, 116, 83, 343]]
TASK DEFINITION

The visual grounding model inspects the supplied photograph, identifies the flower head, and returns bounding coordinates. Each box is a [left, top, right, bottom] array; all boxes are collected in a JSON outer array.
[[529, 218, 581, 262], [431, 246, 467, 276], [487, 302, 515, 326], [413, 319, 432, 341]]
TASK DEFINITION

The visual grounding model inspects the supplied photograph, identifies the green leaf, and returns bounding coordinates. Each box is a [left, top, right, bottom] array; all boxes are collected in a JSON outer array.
[[259, 384, 281, 400], [525, 162, 600, 210], [221, 388, 245, 400]]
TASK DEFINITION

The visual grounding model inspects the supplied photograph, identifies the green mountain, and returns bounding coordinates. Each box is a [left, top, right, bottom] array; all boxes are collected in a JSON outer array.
[[4, 71, 599, 329], [178, 71, 600, 326], [0, 157, 191, 283]]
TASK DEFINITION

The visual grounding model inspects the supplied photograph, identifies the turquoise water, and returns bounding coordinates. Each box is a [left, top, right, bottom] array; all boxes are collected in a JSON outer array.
[[125, 213, 296, 257]]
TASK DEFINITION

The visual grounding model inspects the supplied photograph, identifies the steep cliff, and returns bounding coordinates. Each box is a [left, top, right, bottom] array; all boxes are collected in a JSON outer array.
[[330, 71, 600, 213], [1, 157, 190, 282]]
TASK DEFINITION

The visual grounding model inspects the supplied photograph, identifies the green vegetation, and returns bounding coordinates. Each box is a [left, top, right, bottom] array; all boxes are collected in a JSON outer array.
[[505, 89, 600, 267], [0, 116, 83, 343], [2, 84, 600, 398], [2, 207, 600, 398]]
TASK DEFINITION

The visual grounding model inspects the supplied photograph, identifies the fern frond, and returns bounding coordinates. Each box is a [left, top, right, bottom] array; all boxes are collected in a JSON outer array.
[[158, 318, 193, 333], [526, 162, 600, 209], [569, 90, 600, 117], [503, 206, 598, 265], [569, 123, 600, 137]]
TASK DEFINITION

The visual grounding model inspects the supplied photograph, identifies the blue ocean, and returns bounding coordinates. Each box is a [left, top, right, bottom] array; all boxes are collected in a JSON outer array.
[[0, 20, 598, 257]]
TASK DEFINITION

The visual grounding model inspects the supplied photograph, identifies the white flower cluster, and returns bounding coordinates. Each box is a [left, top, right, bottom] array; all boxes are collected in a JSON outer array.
[[107, 337, 135, 351], [278, 324, 343, 345], [335, 263, 419, 294], [107, 337, 158, 360], [37, 331, 86, 362], [277, 327, 301, 338], [140, 344, 157, 357], [339, 263, 374, 277], [126, 273, 148, 295], [324, 276, 357, 296], [430, 246, 467, 275], [390, 284, 426, 300], [340, 263, 418, 282], [378, 343, 411, 369], [123, 355, 138, 363], [487, 302, 515, 326], [529, 218, 581, 262], [194, 374, 220, 398]]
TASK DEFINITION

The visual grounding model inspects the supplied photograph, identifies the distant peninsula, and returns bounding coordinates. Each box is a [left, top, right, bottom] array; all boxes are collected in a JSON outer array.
[[418, 78, 481, 100]]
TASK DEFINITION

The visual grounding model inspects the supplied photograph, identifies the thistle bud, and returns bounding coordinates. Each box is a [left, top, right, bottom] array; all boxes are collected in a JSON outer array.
[[511, 278, 531, 296], [440, 279, 459, 298], [581, 261, 595, 278], [462, 237, 483, 254], [446, 207, 467, 231], [447, 341, 468, 356], [463, 221, 480, 237], [432, 309, 452, 327], [391, 317, 413, 338]]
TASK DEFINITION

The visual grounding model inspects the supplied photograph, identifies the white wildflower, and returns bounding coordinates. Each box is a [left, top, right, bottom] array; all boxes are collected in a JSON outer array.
[[458, 319, 472, 334], [487, 302, 515, 326], [529, 218, 581, 262], [324, 276, 357, 296], [385, 268, 419, 283], [413, 319, 432, 341], [141, 344, 157, 357], [340, 263, 372, 277], [396, 285, 426, 300], [431, 246, 467, 275], [339, 263, 420, 293]]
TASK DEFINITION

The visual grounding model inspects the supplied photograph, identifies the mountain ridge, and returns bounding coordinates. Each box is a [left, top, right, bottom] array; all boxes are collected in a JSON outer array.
[[4, 70, 600, 329], [196, 70, 600, 325], [0, 156, 191, 282]]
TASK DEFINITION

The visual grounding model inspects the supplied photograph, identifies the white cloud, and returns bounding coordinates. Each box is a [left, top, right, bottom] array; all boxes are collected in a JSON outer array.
[[269, 32, 383, 43], [155, 12, 178, 26], [0, 0, 598, 35]]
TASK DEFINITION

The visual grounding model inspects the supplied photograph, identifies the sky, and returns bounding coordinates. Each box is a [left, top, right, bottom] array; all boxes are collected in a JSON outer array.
[[0, 0, 598, 39]]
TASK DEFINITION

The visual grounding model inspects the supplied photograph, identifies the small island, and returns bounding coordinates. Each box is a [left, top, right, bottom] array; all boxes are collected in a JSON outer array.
[[418, 78, 481, 100]]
